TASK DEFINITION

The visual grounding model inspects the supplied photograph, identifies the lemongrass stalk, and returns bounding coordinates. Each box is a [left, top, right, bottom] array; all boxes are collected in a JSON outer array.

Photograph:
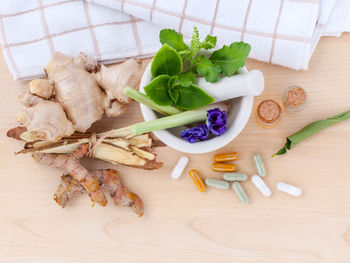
[[123, 87, 182, 115], [105, 102, 230, 137]]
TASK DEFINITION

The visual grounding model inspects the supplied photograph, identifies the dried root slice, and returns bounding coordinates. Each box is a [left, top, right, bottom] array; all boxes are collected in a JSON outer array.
[[33, 144, 108, 206], [55, 169, 144, 216], [17, 101, 75, 142], [54, 174, 85, 208]]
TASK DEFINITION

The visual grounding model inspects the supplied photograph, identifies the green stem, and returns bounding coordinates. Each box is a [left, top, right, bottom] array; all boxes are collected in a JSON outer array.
[[123, 87, 182, 115], [130, 102, 230, 135]]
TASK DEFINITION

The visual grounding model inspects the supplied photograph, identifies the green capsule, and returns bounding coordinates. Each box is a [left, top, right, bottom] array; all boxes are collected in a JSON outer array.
[[205, 178, 229, 190], [232, 182, 250, 204], [253, 153, 266, 177], [223, 172, 248, 181]]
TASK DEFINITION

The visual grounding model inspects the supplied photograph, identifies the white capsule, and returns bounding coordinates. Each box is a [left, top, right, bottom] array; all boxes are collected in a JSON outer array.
[[171, 156, 189, 179], [251, 175, 272, 197], [277, 182, 302, 197]]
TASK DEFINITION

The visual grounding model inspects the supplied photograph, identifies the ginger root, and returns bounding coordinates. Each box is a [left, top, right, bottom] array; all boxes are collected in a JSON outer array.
[[55, 170, 144, 216], [18, 52, 144, 142]]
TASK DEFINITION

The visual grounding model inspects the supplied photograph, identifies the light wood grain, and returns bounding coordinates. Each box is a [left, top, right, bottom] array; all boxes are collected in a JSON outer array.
[[0, 34, 349, 263]]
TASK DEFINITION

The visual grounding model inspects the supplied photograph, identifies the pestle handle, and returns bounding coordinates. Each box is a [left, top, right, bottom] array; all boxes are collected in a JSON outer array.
[[197, 70, 264, 102]]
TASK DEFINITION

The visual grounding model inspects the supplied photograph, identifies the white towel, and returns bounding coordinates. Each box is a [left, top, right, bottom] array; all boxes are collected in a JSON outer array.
[[0, 0, 349, 80]]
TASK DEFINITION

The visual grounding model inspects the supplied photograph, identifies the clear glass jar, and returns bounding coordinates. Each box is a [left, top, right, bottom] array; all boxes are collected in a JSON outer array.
[[256, 99, 282, 128], [283, 86, 307, 112]]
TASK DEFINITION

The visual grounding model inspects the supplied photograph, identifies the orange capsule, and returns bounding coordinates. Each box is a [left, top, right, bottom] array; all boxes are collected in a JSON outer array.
[[189, 169, 206, 192], [212, 162, 236, 172], [214, 152, 238, 162]]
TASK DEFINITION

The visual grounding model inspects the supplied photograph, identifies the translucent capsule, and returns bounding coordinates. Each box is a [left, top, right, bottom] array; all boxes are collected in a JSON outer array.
[[189, 170, 206, 192], [214, 152, 238, 162], [253, 153, 266, 177], [222, 172, 248, 181], [171, 156, 189, 179], [212, 162, 236, 172], [205, 178, 229, 190], [277, 182, 302, 197], [232, 182, 250, 204], [251, 175, 271, 197]]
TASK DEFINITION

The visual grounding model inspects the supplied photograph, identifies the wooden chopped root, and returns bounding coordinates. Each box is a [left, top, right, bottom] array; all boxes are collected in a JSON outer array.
[[33, 144, 108, 206], [7, 127, 163, 170], [55, 170, 144, 216]]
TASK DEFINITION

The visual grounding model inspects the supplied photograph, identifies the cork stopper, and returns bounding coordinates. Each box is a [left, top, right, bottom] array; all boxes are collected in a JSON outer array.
[[257, 100, 282, 124]]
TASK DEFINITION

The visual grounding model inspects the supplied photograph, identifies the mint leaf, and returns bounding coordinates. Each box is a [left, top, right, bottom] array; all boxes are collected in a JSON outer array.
[[160, 29, 188, 51], [210, 41, 251, 77], [168, 87, 179, 103], [151, 44, 183, 78], [202, 35, 217, 50], [196, 55, 221, 83], [172, 84, 214, 110], [178, 70, 196, 87], [144, 75, 172, 106], [168, 75, 178, 89]]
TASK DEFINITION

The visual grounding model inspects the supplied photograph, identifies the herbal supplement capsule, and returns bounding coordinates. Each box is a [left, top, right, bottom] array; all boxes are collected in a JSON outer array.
[[212, 162, 236, 172], [253, 153, 266, 177], [222, 172, 248, 182], [205, 178, 229, 190], [232, 182, 249, 204], [277, 182, 302, 197], [251, 175, 272, 197], [214, 152, 238, 162], [171, 156, 189, 179], [189, 170, 206, 192]]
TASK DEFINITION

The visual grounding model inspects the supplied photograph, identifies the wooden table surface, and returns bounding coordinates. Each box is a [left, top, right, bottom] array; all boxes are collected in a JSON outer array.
[[0, 34, 349, 263]]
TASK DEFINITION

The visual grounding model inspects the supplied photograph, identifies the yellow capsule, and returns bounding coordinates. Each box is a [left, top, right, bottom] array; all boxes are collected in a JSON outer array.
[[189, 169, 206, 192], [214, 152, 238, 162], [212, 162, 236, 172]]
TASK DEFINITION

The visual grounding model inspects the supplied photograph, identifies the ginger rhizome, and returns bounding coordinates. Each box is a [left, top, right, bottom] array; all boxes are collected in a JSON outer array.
[[18, 52, 144, 142]]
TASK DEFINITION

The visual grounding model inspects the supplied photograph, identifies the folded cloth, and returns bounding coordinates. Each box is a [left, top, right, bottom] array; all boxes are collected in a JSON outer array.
[[0, 0, 349, 80]]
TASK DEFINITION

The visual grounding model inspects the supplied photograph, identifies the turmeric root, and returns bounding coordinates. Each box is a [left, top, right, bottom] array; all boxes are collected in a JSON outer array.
[[33, 144, 108, 206], [55, 170, 144, 216], [18, 52, 144, 142]]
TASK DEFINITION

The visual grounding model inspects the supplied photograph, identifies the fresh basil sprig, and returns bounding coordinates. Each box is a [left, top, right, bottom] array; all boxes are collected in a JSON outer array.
[[145, 26, 251, 111]]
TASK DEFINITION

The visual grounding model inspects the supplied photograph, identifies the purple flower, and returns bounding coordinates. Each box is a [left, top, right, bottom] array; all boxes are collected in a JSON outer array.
[[181, 123, 209, 143], [206, 108, 227, 136]]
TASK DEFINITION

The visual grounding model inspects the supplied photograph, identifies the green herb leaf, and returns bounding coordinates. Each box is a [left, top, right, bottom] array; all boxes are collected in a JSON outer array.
[[196, 55, 221, 83], [178, 70, 196, 87], [172, 84, 214, 110], [168, 87, 179, 103], [202, 35, 217, 50], [151, 44, 183, 78], [210, 41, 251, 77], [168, 75, 178, 89], [159, 29, 189, 51], [144, 75, 172, 106], [272, 110, 350, 157]]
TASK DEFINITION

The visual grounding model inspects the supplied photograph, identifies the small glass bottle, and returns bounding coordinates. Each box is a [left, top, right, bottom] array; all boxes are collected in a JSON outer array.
[[283, 86, 307, 112], [256, 99, 282, 128]]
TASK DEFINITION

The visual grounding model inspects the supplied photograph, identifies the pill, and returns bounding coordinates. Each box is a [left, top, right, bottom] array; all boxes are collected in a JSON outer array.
[[222, 172, 248, 181], [232, 182, 250, 204], [170, 156, 189, 179], [277, 182, 302, 197], [253, 153, 266, 177], [251, 175, 272, 197], [205, 178, 230, 190], [212, 162, 236, 172], [214, 152, 238, 162], [189, 170, 206, 192]]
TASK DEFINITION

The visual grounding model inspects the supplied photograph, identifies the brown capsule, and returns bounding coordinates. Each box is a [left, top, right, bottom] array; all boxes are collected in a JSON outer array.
[[214, 152, 238, 162], [189, 169, 206, 192], [212, 162, 236, 172]]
